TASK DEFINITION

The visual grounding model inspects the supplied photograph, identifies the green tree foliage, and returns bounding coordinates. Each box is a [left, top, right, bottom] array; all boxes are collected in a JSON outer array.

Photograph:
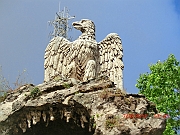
[[136, 54, 180, 135]]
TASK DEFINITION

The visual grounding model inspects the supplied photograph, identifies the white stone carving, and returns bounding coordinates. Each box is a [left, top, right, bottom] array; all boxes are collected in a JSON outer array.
[[44, 19, 124, 89]]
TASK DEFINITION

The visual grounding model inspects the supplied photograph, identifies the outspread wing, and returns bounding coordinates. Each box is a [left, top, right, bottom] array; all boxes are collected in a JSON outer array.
[[98, 33, 124, 89], [44, 36, 73, 82]]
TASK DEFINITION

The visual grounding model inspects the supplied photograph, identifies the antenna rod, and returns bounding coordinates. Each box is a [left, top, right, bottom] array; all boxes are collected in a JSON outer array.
[[48, 5, 75, 39], [56, 12, 61, 19], [59, 2, 60, 12]]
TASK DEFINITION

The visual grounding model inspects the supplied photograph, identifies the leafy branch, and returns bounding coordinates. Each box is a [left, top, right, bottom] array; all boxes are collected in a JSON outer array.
[[136, 54, 180, 135]]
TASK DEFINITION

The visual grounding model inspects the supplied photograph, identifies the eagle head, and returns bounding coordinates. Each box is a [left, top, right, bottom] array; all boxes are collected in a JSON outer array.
[[72, 19, 95, 33]]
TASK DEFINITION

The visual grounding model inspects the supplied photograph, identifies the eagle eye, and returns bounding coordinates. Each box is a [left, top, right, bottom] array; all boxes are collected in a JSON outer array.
[[81, 20, 86, 23]]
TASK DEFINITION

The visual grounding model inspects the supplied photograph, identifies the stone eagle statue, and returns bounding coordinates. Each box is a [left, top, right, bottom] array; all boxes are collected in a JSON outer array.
[[44, 19, 124, 89]]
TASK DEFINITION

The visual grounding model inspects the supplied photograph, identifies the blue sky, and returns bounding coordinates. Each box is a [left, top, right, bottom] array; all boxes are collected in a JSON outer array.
[[0, 0, 180, 93]]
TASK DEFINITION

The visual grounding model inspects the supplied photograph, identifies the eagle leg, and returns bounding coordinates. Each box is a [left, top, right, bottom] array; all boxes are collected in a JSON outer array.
[[83, 60, 96, 82]]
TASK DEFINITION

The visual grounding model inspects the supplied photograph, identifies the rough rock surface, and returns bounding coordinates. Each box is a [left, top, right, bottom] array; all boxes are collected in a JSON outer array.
[[0, 76, 166, 135]]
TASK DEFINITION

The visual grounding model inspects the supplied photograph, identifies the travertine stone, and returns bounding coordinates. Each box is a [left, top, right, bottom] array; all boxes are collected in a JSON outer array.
[[0, 77, 166, 135], [44, 19, 124, 89]]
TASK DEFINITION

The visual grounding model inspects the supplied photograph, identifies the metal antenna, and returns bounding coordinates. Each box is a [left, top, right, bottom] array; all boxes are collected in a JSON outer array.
[[48, 5, 75, 40], [59, 2, 60, 12]]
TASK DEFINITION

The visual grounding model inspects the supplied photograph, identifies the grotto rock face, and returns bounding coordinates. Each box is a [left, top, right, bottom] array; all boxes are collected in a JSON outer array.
[[0, 76, 166, 135]]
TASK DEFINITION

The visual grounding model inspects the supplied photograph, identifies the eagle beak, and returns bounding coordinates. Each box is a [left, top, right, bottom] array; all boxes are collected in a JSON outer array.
[[72, 21, 82, 30]]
